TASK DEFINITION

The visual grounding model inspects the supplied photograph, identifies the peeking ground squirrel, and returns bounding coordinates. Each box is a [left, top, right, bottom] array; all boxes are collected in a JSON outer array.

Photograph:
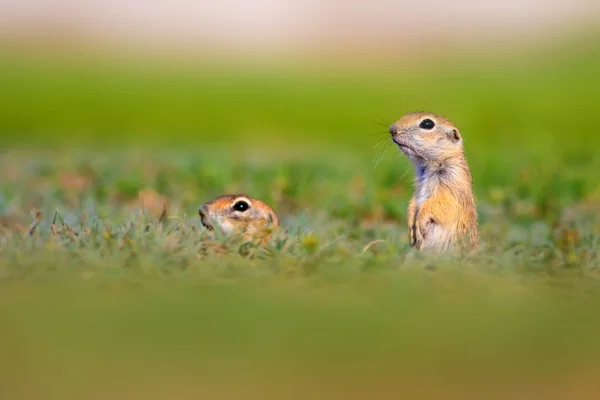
[[389, 112, 479, 254], [199, 194, 279, 244]]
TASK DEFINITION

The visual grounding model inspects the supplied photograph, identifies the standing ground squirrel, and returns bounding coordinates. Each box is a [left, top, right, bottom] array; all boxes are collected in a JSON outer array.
[[199, 194, 279, 244], [389, 112, 479, 254]]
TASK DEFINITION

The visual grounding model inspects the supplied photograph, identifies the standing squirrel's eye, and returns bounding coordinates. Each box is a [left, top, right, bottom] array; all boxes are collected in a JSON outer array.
[[232, 200, 249, 212], [419, 119, 435, 130]]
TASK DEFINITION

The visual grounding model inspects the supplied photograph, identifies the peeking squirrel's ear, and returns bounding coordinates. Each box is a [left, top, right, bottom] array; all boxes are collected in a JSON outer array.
[[448, 128, 461, 143]]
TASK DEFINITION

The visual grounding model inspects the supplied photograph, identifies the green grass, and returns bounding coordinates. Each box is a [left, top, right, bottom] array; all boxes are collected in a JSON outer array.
[[1, 38, 600, 397], [1, 37, 600, 153]]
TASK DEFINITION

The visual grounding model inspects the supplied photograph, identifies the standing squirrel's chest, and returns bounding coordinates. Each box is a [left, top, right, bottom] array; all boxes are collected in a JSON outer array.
[[415, 185, 430, 207], [414, 174, 439, 208]]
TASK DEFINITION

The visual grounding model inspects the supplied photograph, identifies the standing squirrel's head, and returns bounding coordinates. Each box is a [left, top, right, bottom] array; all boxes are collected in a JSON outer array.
[[389, 112, 464, 164], [199, 194, 279, 243]]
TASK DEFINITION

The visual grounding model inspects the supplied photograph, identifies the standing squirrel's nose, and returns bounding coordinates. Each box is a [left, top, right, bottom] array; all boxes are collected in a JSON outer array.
[[389, 123, 398, 136]]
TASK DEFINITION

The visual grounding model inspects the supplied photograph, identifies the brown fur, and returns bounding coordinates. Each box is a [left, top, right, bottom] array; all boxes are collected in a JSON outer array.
[[199, 194, 279, 244], [389, 112, 479, 254]]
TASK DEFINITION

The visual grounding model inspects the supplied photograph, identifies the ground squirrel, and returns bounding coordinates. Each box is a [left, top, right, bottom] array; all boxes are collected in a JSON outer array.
[[389, 112, 479, 254], [199, 194, 279, 244]]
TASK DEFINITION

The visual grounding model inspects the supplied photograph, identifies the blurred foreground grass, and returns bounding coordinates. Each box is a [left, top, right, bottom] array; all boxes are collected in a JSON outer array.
[[1, 37, 600, 398], [3, 272, 600, 399]]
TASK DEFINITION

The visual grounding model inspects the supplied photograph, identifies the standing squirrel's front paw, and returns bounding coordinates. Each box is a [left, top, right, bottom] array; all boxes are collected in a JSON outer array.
[[408, 225, 416, 247], [414, 224, 425, 250], [415, 216, 435, 250]]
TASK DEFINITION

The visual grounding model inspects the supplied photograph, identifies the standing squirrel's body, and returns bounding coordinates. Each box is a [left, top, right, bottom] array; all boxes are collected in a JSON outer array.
[[389, 112, 479, 254], [199, 194, 279, 244]]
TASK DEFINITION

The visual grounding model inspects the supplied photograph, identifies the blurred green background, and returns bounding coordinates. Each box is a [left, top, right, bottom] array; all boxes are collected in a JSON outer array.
[[2, 36, 600, 155], [2, 34, 599, 218], [1, 2, 600, 398]]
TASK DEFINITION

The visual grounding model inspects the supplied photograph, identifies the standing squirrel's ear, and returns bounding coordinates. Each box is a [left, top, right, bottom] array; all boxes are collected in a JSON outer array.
[[448, 129, 461, 143]]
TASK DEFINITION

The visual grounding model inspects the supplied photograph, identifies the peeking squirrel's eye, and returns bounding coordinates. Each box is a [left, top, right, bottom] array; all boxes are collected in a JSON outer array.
[[419, 119, 435, 130], [232, 200, 249, 212]]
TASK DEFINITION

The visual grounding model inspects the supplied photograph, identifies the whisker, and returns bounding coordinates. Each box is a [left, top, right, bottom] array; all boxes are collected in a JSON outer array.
[[351, 131, 389, 147], [352, 132, 391, 154], [393, 148, 413, 181], [376, 115, 391, 125], [372, 136, 389, 155], [397, 162, 412, 181], [372, 119, 389, 129], [372, 139, 392, 171], [371, 135, 389, 149]]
